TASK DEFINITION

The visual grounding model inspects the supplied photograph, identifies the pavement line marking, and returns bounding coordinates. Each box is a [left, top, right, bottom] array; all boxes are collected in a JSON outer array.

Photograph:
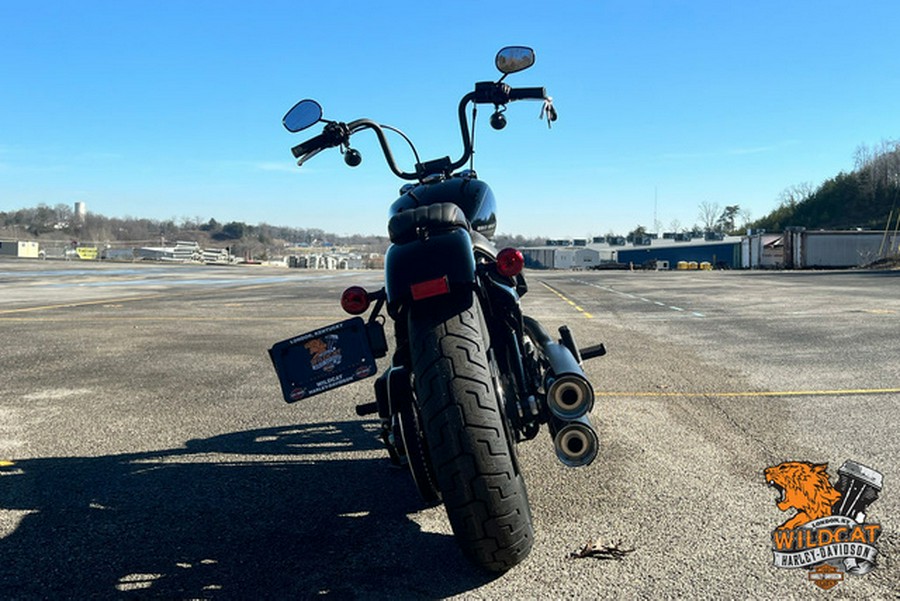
[[0, 294, 165, 315], [540, 282, 593, 319], [0, 280, 310, 315], [596, 388, 900, 398], [576, 280, 704, 318], [231, 283, 285, 291]]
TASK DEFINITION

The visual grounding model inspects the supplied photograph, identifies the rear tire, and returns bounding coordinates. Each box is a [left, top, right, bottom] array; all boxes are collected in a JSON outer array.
[[409, 292, 533, 571]]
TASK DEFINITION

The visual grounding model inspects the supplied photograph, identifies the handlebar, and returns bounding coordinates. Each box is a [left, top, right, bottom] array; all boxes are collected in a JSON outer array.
[[509, 86, 547, 101], [291, 121, 353, 159], [290, 81, 550, 179], [291, 132, 331, 159], [450, 84, 547, 173]]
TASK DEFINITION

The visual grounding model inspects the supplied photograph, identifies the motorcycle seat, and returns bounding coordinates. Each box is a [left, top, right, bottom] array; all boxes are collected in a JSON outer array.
[[388, 202, 469, 243]]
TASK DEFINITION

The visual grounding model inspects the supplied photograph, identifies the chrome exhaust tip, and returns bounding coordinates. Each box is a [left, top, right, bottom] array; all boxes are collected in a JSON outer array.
[[547, 373, 595, 420], [550, 415, 599, 468]]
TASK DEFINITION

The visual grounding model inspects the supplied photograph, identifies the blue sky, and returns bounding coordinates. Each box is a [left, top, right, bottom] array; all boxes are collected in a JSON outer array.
[[2, 1, 899, 238]]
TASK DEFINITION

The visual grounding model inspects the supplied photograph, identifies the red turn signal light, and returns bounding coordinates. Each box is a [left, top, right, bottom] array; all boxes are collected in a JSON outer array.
[[341, 286, 370, 314], [497, 247, 525, 277]]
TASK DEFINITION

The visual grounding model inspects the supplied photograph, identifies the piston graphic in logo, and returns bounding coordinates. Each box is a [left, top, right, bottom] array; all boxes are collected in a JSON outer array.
[[764, 460, 883, 590]]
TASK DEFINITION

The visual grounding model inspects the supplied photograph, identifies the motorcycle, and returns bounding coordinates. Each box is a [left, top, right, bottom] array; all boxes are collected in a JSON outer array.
[[269, 47, 605, 572]]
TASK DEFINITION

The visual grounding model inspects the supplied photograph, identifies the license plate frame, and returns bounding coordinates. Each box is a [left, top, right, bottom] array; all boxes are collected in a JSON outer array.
[[268, 317, 377, 403]]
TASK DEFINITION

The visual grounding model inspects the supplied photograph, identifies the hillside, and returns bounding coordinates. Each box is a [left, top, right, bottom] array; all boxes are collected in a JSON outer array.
[[749, 141, 900, 233]]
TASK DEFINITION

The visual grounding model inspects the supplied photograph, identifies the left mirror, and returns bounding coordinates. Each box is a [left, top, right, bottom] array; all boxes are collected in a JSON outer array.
[[283, 99, 323, 132]]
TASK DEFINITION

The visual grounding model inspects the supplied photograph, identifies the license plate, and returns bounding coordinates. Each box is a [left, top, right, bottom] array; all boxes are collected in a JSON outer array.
[[268, 317, 377, 403]]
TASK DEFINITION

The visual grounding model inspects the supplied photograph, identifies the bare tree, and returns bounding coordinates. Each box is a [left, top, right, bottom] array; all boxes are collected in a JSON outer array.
[[855, 139, 900, 200], [54, 203, 73, 224], [698, 201, 721, 232], [777, 183, 815, 209], [737, 207, 752, 231]]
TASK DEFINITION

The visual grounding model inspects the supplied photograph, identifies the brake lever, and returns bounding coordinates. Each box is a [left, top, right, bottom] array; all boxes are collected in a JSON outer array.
[[296, 146, 326, 167]]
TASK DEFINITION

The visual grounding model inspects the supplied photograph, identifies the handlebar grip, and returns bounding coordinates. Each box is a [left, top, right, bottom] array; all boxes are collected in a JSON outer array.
[[509, 86, 547, 101], [291, 132, 330, 158]]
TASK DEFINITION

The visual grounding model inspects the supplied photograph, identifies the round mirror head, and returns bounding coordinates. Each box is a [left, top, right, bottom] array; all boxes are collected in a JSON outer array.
[[495, 46, 536, 74], [283, 99, 323, 132]]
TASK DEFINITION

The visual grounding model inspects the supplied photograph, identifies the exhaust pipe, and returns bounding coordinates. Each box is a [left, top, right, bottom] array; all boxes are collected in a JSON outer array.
[[545, 364, 594, 420], [523, 316, 595, 420], [522, 316, 599, 467], [548, 414, 599, 468]]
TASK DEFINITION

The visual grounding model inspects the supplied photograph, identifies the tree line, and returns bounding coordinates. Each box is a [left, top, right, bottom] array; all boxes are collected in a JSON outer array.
[[0, 207, 393, 258], [0, 203, 552, 256]]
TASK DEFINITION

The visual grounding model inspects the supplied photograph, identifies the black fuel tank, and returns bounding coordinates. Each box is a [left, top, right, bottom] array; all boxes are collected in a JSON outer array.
[[388, 175, 497, 239]]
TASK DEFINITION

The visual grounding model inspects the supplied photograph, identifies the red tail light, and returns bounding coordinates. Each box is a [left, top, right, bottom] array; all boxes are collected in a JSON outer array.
[[497, 247, 525, 277], [341, 286, 370, 314]]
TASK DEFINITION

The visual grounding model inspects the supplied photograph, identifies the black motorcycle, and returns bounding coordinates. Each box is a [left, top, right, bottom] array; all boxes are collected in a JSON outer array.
[[269, 47, 605, 572]]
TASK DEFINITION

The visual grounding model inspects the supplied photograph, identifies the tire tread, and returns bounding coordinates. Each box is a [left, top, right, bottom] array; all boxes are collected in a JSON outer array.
[[410, 297, 533, 571]]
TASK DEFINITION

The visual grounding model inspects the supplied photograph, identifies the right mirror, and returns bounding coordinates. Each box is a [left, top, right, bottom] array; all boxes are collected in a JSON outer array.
[[496, 46, 535, 74]]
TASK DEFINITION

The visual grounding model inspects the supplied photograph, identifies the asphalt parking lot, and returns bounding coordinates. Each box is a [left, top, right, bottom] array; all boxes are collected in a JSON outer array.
[[1, 259, 898, 598]]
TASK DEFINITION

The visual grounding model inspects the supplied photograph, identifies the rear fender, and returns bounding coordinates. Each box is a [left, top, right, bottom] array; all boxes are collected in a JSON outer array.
[[384, 227, 476, 305]]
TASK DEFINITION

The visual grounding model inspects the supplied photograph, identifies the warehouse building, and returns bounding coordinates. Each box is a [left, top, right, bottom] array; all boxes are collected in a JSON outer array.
[[523, 246, 603, 269], [523, 234, 742, 270], [614, 236, 741, 269], [741, 233, 784, 268], [742, 229, 899, 269], [525, 229, 898, 270]]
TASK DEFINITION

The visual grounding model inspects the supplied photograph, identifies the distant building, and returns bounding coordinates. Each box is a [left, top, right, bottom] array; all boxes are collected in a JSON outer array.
[[523, 236, 743, 270], [0, 240, 40, 258], [741, 233, 784, 268], [615, 237, 741, 269], [522, 245, 604, 269], [781, 229, 893, 268], [525, 229, 897, 270], [286, 250, 368, 269], [135, 241, 202, 262]]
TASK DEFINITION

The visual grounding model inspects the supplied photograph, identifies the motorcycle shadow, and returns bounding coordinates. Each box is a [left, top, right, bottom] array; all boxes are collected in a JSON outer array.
[[0, 421, 499, 599]]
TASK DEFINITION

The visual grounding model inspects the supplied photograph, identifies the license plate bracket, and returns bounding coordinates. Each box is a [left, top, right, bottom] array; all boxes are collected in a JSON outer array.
[[269, 317, 377, 403]]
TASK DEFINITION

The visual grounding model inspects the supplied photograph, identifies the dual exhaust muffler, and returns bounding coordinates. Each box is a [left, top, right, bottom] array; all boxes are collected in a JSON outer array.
[[548, 415, 599, 468], [523, 317, 599, 468], [542, 342, 595, 420]]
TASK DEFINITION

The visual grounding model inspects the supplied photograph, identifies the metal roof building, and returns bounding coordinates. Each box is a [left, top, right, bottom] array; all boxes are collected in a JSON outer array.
[[523, 235, 743, 270], [614, 236, 742, 269]]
